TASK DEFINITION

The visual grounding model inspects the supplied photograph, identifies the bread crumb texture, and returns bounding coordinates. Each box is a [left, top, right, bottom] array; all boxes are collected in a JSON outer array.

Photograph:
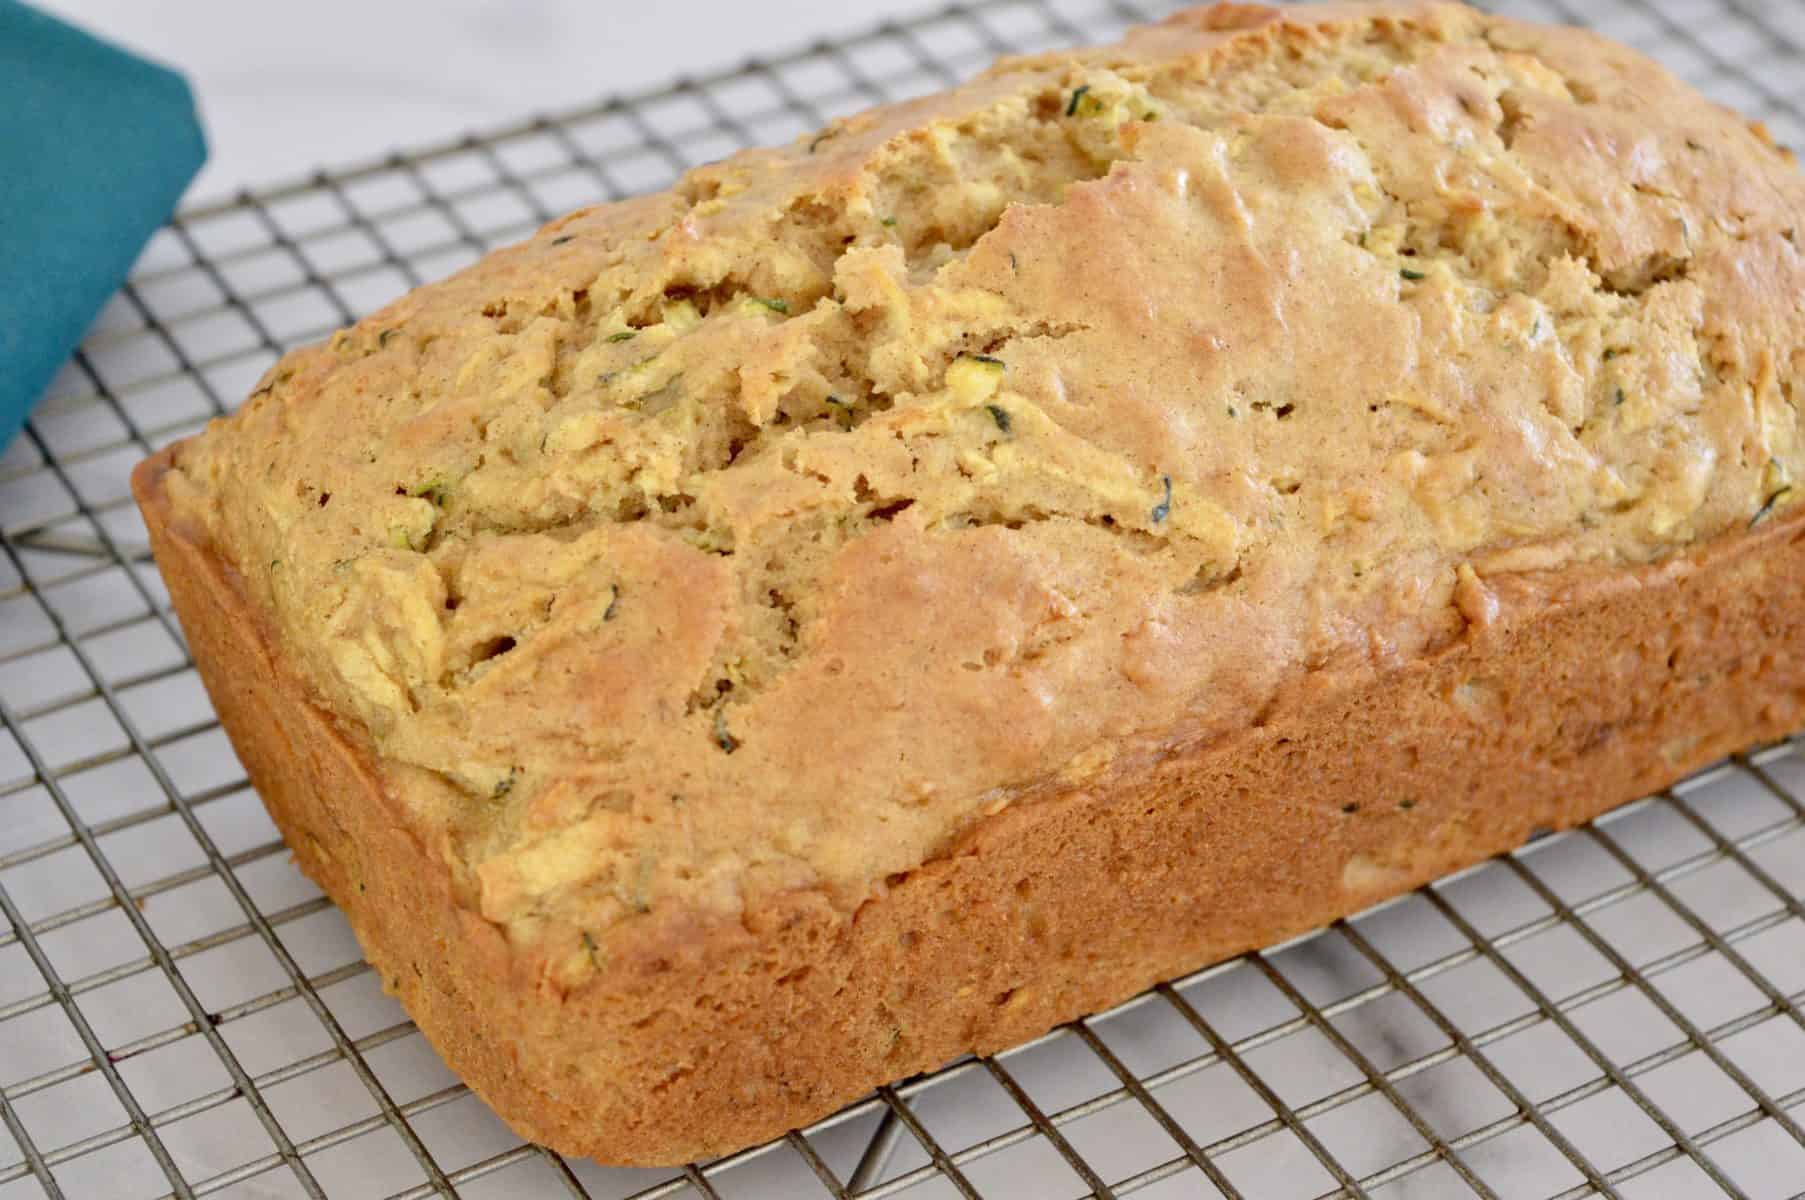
[[167, 1, 1803, 975]]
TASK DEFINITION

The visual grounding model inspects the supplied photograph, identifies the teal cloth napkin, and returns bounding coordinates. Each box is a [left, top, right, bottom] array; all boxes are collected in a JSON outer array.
[[0, 0, 206, 450]]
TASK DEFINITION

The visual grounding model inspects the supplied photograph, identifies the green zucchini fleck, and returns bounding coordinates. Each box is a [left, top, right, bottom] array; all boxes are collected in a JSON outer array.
[[1400, 267, 1427, 282], [550, 234, 576, 246], [601, 350, 663, 386], [378, 328, 399, 348], [986, 404, 1012, 434], [969, 353, 1005, 367], [881, 216, 897, 227], [1065, 85, 1091, 117], [1614, 387, 1627, 407], [1751, 487, 1794, 529], [631, 857, 654, 913], [1150, 475, 1173, 524], [751, 297, 789, 314], [713, 708, 739, 754], [606, 330, 637, 343], [492, 768, 519, 799]]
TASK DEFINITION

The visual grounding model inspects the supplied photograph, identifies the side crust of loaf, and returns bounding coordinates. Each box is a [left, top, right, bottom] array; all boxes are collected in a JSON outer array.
[[134, 446, 1805, 1164]]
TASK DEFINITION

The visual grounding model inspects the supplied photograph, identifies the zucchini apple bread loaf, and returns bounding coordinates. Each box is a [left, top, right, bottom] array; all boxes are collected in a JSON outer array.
[[134, 0, 1805, 1165]]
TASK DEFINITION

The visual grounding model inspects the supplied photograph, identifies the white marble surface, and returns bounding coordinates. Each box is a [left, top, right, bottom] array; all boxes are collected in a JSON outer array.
[[37, 0, 935, 204]]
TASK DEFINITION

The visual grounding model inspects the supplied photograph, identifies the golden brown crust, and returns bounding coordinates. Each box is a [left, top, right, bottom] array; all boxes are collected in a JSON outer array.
[[135, 446, 1805, 1162]]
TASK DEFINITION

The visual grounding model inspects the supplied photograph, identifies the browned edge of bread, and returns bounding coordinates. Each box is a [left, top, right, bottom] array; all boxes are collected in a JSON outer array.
[[133, 444, 1805, 1165]]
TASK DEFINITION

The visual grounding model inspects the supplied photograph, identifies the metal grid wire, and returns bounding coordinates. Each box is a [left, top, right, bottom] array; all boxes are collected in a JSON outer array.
[[2, 0, 1804, 1195]]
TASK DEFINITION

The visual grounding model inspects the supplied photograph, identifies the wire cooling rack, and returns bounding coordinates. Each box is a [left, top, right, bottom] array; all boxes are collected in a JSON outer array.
[[3, 0, 1805, 1196]]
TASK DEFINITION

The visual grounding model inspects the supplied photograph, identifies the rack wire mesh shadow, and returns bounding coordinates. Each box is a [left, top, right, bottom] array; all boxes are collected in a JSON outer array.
[[2, 0, 1803, 1197]]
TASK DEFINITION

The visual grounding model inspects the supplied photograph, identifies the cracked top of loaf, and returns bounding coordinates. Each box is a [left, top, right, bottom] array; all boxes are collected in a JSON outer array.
[[162, 1, 1803, 969]]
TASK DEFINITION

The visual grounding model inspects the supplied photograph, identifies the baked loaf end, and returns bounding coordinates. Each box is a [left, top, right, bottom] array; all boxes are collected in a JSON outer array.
[[141, 0, 1804, 1163]]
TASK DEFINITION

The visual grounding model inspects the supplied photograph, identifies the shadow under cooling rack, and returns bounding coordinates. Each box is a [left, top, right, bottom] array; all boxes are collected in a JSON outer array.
[[3, 0, 1805, 1197]]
